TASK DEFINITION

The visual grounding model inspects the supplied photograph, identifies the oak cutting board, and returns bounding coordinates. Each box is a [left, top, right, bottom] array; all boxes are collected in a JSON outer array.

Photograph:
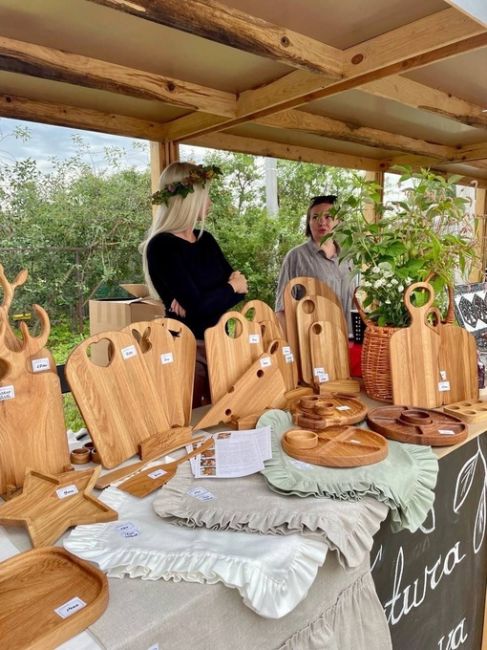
[[309, 319, 350, 384], [164, 318, 196, 425], [241, 300, 283, 348], [389, 282, 442, 408], [0, 306, 69, 496], [204, 311, 256, 403], [438, 321, 478, 404], [266, 338, 298, 391], [66, 331, 171, 468]]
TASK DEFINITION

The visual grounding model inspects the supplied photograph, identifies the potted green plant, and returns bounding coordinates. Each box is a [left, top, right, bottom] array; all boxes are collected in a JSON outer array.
[[328, 167, 476, 400]]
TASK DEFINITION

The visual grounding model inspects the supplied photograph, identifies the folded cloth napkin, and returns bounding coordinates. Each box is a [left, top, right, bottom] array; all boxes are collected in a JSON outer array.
[[153, 463, 388, 568], [258, 410, 439, 533], [64, 486, 328, 619]]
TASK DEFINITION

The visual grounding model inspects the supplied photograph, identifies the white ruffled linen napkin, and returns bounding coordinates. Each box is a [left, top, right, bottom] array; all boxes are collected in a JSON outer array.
[[63, 487, 328, 619], [153, 463, 388, 569]]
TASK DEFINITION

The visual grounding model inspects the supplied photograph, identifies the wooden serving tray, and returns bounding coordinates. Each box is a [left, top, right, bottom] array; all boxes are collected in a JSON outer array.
[[444, 399, 487, 423], [367, 406, 467, 446], [282, 426, 388, 467], [0, 547, 108, 649], [291, 394, 367, 430]]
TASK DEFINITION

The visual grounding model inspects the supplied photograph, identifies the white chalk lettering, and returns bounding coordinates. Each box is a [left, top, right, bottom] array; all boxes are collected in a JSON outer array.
[[438, 617, 468, 649]]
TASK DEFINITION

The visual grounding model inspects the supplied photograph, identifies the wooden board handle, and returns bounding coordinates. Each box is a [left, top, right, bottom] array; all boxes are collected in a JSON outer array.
[[404, 282, 436, 326]]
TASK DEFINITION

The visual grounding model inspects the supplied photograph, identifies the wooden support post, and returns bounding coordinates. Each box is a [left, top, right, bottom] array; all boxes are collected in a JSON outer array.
[[150, 141, 179, 218], [469, 187, 487, 282]]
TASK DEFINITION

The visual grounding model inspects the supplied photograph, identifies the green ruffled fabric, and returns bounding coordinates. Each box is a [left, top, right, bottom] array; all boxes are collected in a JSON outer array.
[[258, 410, 439, 533]]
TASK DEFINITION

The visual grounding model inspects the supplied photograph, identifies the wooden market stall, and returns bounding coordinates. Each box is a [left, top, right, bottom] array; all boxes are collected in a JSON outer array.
[[0, 1, 487, 648]]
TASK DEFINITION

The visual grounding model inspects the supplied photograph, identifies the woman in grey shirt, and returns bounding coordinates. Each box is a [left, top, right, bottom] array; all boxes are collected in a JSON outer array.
[[275, 195, 353, 333]]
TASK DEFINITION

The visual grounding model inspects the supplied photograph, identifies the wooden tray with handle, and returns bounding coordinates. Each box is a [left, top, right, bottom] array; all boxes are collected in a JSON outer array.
[[0, 547, 108, 650], [66, 331, 172, 468], [389, 282, 442, 408], [0, 306, 70, 497], [282, 426, 387, 467], [367, 405, 467, 446], [443, 399, 487, 423]]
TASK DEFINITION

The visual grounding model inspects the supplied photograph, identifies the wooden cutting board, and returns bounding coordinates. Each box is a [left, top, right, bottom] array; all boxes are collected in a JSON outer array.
[[0, 467, 117, 547], [66, 331, 171, 468], [259, 319, 284, 349], [241, 300, 283, 348], [282, 426, 387, 467], [194, 353, 287, 429], [438, 321, 478, 405], [164, 318, 196, 425], [283, 276, 346, 379], [389, 282, 442, 408], [0, 265, 29, 352], [0, 547, 108, 650], [0, 306, 70, 497], [123, 319, 185, 427], [296, 295, 348, 384], [367, 406, 467, 446], [204, 311, 256, 403], [266, 338, 298, 391], [309, 319, 350, 385]]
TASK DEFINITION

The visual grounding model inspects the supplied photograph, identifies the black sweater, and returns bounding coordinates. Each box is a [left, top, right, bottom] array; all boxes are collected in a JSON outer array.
[[147, 230, 245, 339]]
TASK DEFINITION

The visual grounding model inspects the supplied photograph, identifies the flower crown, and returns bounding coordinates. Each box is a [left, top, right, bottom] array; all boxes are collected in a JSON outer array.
[[151, 164, 222, 205]]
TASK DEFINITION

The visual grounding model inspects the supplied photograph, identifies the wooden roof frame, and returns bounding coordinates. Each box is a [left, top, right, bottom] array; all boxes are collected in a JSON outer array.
[[0, 0, 487, 186]]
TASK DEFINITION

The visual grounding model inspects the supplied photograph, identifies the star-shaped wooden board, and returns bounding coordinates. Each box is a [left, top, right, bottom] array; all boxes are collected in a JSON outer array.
[[0, 467, 117, 547]]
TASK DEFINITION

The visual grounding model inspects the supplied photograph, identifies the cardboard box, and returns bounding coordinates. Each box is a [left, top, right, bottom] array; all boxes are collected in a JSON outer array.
[[89, 284, 165, 364]]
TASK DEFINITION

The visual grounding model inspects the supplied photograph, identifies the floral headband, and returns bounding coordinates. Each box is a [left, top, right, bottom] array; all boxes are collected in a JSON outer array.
[[151, 164, 222, 205]]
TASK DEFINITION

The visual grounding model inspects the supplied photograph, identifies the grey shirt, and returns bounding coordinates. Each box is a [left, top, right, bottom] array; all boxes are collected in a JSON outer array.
[[275, 238, 354, 327]]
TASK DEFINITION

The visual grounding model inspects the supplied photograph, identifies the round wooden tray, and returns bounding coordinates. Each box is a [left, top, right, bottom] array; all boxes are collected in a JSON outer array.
[[367, 406, 468, 446], [289, 393, 367, 430], [282, 426, 388, 467]]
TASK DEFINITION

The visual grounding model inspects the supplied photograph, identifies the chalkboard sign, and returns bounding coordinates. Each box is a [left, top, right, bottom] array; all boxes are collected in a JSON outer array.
[[372, 433, 487, 650]]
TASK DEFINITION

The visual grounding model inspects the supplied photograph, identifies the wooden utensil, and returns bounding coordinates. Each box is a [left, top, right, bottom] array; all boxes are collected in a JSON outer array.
[[443, 399, 487, 423], [389, 282, 442, 408], [282, 426, 387, 467], [309, 319, 350, 384], [117, 438, 213, 497], [0, 547, 108, 650], [204, 311, 256, 403], [367, 405, 467, 446], [0, 306, 70, 497], [164, 318, 196, 425], [291, 393, 367, 430], [194, 353, 287, 430], [123, 319, 185, 426], [0, 467, 117, 547], [66, 330, 171, 468], [296, 295, 348, 384]]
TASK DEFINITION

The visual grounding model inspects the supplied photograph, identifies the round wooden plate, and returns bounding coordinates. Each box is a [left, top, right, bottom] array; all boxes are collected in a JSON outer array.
[[367, 406, 468, 446], [289, 393, 367, 430], [282, 426, 388, 467]]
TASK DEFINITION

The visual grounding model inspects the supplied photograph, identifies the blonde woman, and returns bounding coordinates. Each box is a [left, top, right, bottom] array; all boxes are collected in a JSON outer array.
[[140, 162, 248, 404]]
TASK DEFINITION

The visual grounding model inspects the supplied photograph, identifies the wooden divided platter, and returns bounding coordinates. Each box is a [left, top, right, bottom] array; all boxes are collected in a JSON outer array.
[[0, 547, 108, 650], [0, 468, 117, 547], [291, 393, 367, 430], [282, 426, 387, 467], [367, 406, 467, 446], [66, 330, 171, 468], [444, 399, 487, 423]]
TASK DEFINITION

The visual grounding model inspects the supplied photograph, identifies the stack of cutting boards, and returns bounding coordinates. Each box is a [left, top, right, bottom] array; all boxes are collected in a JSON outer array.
[[389, 282, 478, 408]]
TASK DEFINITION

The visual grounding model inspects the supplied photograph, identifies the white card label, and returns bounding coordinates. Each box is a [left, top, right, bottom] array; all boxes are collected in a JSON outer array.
[[31, 357, 50, 372], [282, 346, 291, 356], [313, 367, 325, 376], [54, 597, 86, 619], [56, 484, 79, 499], [336, 405, 351, 411], [260, 356, 272, 368], [439, 429, 456, 436], [148, 468, 167, 479], [0, 385, 15, 401], [438, 381, 451, 392], [439, 370, 447, 381], [115, 522, 140, 538], [249, 334, 260, 344], [187, 487, 216, 501], [160, 352, 174, 364], [285, 353, 294, 364], [121, 345, 137, 360], [147, 645, 160, 650]]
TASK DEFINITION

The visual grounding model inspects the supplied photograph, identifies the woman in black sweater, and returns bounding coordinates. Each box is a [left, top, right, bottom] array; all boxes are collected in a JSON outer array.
[[140, 162, 248, 403]]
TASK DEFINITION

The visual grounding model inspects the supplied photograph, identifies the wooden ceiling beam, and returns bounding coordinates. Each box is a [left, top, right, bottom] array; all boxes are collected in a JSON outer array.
[[0, 93, 171, 140], [361, 76, 487, 129], [86, 0, 344, 80], [0, 35, 236, 117]]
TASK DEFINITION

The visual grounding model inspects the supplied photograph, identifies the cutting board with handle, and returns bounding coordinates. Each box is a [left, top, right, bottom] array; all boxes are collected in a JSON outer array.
[[204, 311, 256, 403], [283, 276, 346, 380], [296, 295, 348, 385], [164, 318, 196, 424], [266, 338, 298, 391], [66, 330, 171, 468], [123, 319, 185, 427], [0, 306, 70, 497], [309, 319, 350, 386], [194, 353, 287, 430], [241, 300, 283, 348], [389, 282, 442, 408]]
